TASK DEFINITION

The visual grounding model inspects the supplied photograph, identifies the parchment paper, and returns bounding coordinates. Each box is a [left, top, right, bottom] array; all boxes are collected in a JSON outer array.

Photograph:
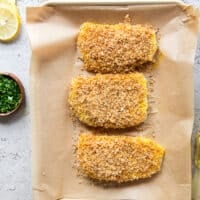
[[26, 3, 199, 200]]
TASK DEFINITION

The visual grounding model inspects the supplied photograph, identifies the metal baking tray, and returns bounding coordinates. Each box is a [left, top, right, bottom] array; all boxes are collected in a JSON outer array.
[[35, 0, 199, 199]]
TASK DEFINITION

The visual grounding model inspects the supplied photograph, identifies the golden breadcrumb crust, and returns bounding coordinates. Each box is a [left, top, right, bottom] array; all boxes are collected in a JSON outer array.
[[77, 22, 158, 73], [77, 134, 165, 183], [68, 73, 148, 129]]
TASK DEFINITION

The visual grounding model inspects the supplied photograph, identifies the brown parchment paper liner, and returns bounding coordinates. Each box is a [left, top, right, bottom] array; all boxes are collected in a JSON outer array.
[[27, 3, 199, 200]]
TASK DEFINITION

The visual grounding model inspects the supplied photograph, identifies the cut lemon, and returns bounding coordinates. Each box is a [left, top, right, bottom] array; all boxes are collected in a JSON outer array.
[[0, 0, 18, 15], [0, 4, 20, 42], [0, 0, 16, 5]]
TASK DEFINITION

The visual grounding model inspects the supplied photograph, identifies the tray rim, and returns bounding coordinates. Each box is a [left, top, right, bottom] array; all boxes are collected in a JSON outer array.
[[42, 0, 184, 6]]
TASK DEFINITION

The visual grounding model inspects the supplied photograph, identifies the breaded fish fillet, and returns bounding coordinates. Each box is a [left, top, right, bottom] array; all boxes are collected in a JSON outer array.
[[77, 134, 165, 183], [68, 73, 147, 129], [77, 22, 158, 73]]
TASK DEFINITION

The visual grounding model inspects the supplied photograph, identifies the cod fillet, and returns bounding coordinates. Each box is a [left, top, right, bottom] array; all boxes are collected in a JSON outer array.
[[68, 73, 148, 129], [77, 134, 165, 183], [77, 22, 158, 73]]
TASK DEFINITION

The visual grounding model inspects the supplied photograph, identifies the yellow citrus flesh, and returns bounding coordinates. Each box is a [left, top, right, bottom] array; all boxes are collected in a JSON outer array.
[[0, 0, 16, 5], [0, 0, 18, 14], [0, 4, 20, 42]]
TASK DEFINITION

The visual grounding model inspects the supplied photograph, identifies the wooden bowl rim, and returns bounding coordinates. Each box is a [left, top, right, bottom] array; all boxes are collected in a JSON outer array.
[[0, 72, 25, 117]]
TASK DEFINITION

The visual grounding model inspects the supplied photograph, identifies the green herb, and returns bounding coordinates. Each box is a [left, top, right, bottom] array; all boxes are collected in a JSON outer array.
[[0, 75, 21, 113], [193, 133, 200, 199], [195, 133, 200, 169]]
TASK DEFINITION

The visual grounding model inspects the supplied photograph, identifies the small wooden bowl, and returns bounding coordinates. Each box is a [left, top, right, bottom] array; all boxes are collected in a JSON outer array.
[[0, 72, 25, 117]]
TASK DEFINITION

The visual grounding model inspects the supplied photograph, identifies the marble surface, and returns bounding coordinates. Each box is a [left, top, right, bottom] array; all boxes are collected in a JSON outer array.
[[0, 0, 199, 199]]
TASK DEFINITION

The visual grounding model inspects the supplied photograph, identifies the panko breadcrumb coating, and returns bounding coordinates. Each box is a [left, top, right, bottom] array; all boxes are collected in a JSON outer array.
[[77, 22, 158, 73], [77, 134, 165, 183], [68, 73, 148, 129]]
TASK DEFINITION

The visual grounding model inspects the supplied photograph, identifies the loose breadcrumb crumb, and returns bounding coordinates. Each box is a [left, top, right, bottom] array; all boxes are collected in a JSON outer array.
[[77, 22, 158, 73], [68, 73, 148, 129], [77, 134, 165, 183]]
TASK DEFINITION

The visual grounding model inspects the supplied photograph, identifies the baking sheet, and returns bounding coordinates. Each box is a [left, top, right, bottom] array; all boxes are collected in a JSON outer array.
[[26, 2, 199, 200]]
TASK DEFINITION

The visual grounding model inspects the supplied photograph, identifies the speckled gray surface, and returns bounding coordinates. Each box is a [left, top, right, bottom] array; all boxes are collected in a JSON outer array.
[[0, 1, 199, 200], [0, 1, 39, 199]]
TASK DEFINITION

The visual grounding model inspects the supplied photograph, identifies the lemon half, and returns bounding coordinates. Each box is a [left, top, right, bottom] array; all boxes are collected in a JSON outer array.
[[0, 3, 20, 42]]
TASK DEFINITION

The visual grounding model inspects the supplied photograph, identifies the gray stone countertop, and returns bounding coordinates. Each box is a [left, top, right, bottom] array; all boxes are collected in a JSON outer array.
[[0, 0, 199, 200]]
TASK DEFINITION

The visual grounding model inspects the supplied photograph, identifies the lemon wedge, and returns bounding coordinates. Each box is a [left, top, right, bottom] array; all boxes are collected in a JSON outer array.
[[0, 4, 20, 42]]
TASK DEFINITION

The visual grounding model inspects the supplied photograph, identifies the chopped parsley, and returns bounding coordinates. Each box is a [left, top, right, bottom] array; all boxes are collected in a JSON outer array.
[[0, 75, 21, 113]]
